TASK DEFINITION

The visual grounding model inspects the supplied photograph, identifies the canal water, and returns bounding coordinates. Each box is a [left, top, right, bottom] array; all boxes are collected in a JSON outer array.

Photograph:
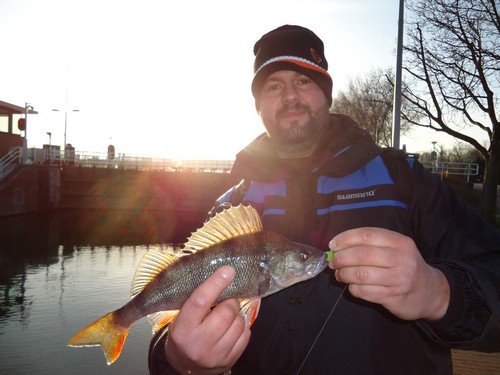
[[0, 210, 206, 374]]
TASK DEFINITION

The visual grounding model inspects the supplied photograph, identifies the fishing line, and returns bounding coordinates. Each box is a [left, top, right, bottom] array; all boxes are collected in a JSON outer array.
[[295, 283, 348, 375]]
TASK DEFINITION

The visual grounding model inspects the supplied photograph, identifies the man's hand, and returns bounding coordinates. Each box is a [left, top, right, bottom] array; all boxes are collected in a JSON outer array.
[[165, 266, 251, 374], [328, 227, 450, 321]]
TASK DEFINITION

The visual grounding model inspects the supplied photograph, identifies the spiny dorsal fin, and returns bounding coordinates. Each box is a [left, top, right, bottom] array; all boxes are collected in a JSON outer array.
[[184, 205, 263, 252], [130, 248, 178, 298], [131, 206, 262, 298]]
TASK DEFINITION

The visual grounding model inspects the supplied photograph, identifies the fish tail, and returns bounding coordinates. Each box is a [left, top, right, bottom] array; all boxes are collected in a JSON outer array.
[[67, 312, 130, 365]]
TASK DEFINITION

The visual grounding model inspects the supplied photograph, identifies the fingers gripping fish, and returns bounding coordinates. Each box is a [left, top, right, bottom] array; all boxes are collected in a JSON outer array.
[[67, 204, 328, 365]]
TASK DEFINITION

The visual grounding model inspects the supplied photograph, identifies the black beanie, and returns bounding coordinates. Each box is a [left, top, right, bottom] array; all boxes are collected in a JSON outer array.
[[252, 25, 333, 106]]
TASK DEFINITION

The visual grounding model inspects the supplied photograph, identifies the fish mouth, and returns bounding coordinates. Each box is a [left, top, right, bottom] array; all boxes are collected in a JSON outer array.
[[276, 255, 328, 288], [305, 256, 328, 278]]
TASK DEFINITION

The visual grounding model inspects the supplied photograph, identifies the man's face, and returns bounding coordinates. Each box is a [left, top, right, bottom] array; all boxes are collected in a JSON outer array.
[[256, 70, 330, 158]]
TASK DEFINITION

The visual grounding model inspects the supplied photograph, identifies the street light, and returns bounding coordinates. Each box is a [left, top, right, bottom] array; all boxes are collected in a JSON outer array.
[[52, 108, 79, 151], [22, 103, 34, 164], [46, 132, 52, 146], [391, 0, 405, 150], [431, 141, 438, 173]]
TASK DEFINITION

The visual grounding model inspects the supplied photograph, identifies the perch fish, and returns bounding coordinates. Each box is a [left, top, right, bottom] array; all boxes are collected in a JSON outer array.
[[67, 204, 328, 364]]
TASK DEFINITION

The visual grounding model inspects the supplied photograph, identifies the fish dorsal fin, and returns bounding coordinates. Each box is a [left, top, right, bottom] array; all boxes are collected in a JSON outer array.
[[131, 248, 178, 298], [184, 205, 263, 252]]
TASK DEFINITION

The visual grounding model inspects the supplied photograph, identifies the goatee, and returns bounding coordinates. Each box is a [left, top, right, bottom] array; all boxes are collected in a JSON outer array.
[[270, 103, 330, 156]]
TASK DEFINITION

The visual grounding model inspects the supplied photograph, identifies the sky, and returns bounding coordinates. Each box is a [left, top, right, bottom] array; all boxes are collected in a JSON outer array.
[[0, 0, 460, 160]]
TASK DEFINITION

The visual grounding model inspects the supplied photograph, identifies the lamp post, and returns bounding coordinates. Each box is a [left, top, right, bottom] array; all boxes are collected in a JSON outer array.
[[392, 0, 405, 150], [46, 132, 52, 146], [52, 108, 79, 151], [22, 102, 34, 164], [431, 141, 438, 173]]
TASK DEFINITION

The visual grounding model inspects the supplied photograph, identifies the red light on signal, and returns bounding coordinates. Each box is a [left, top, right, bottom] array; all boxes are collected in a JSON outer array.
[[18, 118, 26, 131]]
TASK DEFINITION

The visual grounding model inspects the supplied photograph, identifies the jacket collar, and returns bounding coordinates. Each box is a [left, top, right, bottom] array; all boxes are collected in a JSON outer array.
[[231, 113, 381, 181]]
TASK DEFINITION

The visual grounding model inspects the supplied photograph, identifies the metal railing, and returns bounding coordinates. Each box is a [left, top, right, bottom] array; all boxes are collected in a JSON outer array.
[[0, 147, 481, 182], [5, 147, 234, 174], [422, 161, 479, 182], [0, 147, 22, 180], [67, 151, 234, 173]]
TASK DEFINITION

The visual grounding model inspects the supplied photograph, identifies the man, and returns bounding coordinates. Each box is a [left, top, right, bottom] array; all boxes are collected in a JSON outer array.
[[149, 25, 500, 374]]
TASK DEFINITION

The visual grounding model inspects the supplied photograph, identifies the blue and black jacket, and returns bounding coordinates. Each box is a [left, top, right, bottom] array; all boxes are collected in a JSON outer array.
[[149, 114, 500, 375]]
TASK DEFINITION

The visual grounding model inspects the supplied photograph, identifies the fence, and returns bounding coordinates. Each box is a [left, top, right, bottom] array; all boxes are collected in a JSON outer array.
[[0, 147, 234, 180], [0, 147, 22, 179], [421, 161, 479, 182], [0, 147, 481, 182]]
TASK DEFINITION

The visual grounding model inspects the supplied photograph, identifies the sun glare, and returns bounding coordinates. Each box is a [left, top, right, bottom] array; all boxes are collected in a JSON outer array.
[[2, 0, 427, 158]]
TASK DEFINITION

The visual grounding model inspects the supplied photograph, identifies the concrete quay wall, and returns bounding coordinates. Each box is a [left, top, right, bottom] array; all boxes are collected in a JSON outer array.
[[0, 165, 240, 217], [0, 165, 60, 217]]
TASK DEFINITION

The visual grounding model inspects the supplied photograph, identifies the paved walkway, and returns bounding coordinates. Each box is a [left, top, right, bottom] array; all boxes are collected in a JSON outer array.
[[452, 350, 500, 374]]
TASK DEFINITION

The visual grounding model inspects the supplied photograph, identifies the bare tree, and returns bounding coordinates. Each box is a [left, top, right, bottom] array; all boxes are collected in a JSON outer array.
[[333, 69, 410, 147], [447, 141, 484, 164], [402, 0, 499, 223], [421, 141, 483, 163]]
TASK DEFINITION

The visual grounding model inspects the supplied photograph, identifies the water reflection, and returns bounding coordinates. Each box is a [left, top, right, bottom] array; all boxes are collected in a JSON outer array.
[[0, 209, 205, 375]]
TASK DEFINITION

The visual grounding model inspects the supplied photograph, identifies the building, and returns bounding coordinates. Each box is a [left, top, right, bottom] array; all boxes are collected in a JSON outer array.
[[0, 100, 37, 157]]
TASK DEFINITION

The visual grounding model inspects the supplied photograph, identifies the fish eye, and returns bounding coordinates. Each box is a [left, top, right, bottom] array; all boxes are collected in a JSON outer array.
[[299, 251, 309, 262]]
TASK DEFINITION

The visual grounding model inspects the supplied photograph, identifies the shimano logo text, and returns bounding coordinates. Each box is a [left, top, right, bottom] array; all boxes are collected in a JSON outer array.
[[337, 190, 375, 201]]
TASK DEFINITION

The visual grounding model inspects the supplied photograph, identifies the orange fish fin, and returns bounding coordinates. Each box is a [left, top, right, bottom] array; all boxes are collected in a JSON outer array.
[[131, 248, 178, 298], [148, 310, 179, 333], [239, 298, 261, 329], [67, 312, 129, 365], [183, 205, 263, 253]]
